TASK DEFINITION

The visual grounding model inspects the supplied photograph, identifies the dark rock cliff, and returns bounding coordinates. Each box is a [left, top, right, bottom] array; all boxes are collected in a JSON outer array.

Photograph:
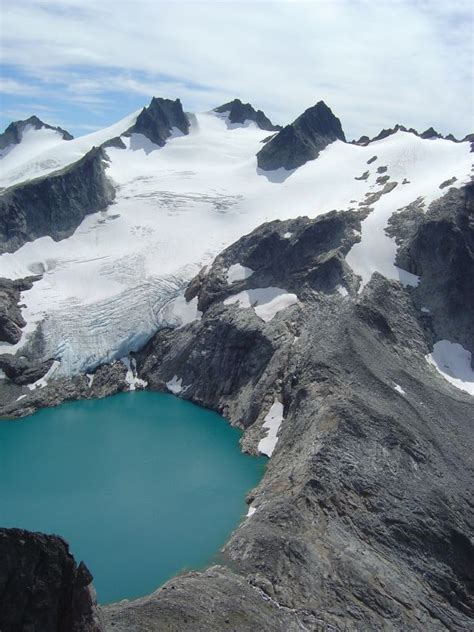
[[0, 528, 103, 632], [124, 97, 190, 147], [0, 146, 115, 253], [257, 101, 346, 171], [0, 276, 40, 344], [214, 99, 281, 131], [0, 116, 73, 152]]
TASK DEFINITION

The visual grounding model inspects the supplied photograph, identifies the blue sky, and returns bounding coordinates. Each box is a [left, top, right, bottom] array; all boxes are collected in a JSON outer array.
[[1, 0, 473, 139]]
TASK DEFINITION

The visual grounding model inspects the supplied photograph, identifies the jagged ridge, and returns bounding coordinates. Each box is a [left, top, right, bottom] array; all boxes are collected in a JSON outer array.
[[214, 99, 281, 131]]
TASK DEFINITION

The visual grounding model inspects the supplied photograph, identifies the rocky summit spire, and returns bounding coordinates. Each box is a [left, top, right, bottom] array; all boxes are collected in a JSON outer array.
[[256, 101, 345, 171], [0, 116, 73, 151], [124, 97, 190, 147], [214, 99, 281, 131]]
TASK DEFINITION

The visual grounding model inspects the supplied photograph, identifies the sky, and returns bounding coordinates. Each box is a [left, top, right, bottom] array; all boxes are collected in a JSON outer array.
[[0, 0, 473, 140]]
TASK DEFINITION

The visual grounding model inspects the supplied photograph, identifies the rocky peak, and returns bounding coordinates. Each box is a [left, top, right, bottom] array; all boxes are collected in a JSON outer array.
[[0, 116, 73, 151], [420, 126, 443, 139], [214, 98, 281, 131], [256, 100, 346, 171], [124, 96, 190, 147], [0, 528, 103, 631]]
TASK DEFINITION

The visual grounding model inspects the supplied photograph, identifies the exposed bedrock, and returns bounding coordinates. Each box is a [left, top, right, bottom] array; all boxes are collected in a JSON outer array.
[[0, 115, 73, 152], [0, 528, 103, 632], [124, 96, 190, 146], [0, 146, 115, 254], [257, 101, 346, 171], [214, 98, 281, 131], [0, 276, 40, 344], [103, 207, 473, 630], [387, 183, 474, 357]]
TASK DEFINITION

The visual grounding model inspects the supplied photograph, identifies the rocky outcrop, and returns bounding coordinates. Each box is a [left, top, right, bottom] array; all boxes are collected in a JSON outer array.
[[0, 146, 115, 253], [214, 99, 281, 131], [124, 97, 190, 147], [0, 115, 73, 152], [388, 183, 474, 356], [257, 101, 346, 171], [0, 528, 103, 632], [0, 276, 40, 344], [100, 202, 473, 630]]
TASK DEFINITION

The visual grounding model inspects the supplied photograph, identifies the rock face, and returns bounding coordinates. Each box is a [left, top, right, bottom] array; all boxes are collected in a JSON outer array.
[[0, 115, 73, 151], [257, 101, 346, 171], [0, 146, 115, 253], [0, 528, 103, 632], [388, 182, 474, 355], [124, 97, 190, 146], [214, 99, 281, 131], [0, 276, 39, 344], [101, 196, 473, 630]]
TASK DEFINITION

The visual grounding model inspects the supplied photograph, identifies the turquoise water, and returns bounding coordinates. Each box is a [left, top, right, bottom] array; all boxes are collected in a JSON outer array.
[[0, 391, 265, 604]]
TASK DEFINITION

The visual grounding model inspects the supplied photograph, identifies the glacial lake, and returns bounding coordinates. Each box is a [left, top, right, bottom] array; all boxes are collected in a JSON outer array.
[[0, 391, 266, 604]]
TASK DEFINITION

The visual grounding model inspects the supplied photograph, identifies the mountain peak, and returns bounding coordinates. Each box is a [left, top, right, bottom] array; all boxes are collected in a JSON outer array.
[[0, 116, 73, 151], [257, 100, 345, 171], [124, 97, 190, 147], [214, 99, 281, 131]]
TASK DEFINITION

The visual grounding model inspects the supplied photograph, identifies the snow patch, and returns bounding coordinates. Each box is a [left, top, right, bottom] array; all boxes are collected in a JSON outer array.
[[122, 357, 147, 391], [258, 401, 284, 457], [421, 306, 431, 314], [86, 373, 94, 388], [16, 394, 27, 401], [226, 263, 254, 284], [426, 340, 474, 396], [393, 384, 406, 395], [166, 375, 187, 395], [27, 360, 60, 390], [247, 506, 257, 517], [224, 287, 298, 322], [283, 232, 292, 239], [336, 285, 348, 297], [159, 295, 202, 329]]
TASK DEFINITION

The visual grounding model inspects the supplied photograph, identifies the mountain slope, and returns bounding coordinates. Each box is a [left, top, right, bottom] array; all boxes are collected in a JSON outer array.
[[0, 104, 471, 378]]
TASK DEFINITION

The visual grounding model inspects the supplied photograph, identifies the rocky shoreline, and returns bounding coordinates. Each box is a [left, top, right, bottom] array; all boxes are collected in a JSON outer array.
[[1, 185, 473, 630]]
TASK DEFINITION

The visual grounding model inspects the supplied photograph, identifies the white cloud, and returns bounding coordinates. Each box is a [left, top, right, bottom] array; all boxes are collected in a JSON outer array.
[[1, 0, 472, 137]]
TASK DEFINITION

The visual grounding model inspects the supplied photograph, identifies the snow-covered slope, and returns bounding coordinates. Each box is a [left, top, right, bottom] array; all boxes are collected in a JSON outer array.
[[0, 110, 140, 189], [0, 107, 471, 377]]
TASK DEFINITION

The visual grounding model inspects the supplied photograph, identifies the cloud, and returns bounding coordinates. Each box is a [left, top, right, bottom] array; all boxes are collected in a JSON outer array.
[[1, 0, 472, 138]]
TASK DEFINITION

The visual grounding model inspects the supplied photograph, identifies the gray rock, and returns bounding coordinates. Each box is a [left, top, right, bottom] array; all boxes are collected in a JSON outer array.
[[0, 146, 115, 253], [257, 101, 346, 171], [214, 99, 281, 131], [0, 528, 103, 632], [102, 201, 473, 630], [392, 183, 474, 356], [0, 276, 40, 344]]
